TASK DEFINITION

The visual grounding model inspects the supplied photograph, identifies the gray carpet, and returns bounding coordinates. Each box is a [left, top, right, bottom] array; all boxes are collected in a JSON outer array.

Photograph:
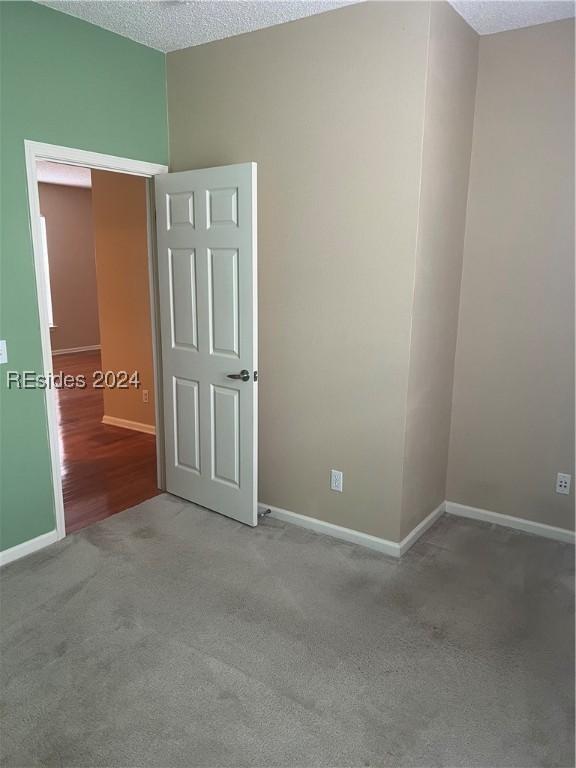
[[1, 494, 574, 767]]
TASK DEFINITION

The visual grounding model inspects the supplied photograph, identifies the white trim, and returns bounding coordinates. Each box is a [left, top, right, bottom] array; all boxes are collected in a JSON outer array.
[[24, 140, 168, 543], [145, 182, 166, 490], [446, 501, 575, 544], [259, 503, 401, 557], [25, 141, 167, 178], [25, 143, 67, 545], [259, 502, 445, 558], [0, 530, 59, 567], [258, 499, 575, 555], [251, 163, 259, 527], [39, 216, 54, 327], [52, 344, 101, 355], [398, 501, 446, 556], [102, 415, 156, 435]]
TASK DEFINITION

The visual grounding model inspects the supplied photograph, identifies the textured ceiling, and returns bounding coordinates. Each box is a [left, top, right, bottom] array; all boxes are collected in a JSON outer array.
[[450, 0, 574, 35], [37, 0, 576, 51], [38, 1, 355, 52], [36, 161, 92, 188]]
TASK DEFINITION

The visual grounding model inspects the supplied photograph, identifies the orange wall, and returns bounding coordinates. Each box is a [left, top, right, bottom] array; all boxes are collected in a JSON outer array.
[[38, 183, 100, 352], [91, 170, 155, 428]]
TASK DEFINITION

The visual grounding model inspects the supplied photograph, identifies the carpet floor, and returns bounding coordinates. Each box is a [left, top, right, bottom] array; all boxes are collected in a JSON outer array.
[[1, 494, 574, 767]]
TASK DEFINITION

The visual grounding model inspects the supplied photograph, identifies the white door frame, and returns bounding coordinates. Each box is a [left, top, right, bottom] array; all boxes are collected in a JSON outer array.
[[24, 140, 168, 542]]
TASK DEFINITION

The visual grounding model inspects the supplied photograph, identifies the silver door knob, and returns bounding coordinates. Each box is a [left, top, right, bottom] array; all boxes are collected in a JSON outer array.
[[226, 369, 250, 382]]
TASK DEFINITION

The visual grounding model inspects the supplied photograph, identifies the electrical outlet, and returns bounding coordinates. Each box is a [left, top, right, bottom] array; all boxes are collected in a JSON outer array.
[[143, 389, 149, 404], [556, 473, 571, 495], [330, 469, 343, 493]]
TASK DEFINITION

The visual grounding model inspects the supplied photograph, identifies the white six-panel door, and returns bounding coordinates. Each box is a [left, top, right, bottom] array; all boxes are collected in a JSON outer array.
[[155, 163, 257, 526]]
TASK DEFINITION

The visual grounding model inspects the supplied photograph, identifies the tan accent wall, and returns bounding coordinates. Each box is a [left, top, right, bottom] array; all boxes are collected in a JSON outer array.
[[400, 3, 478, 537], [91, 170, 156, 429], [447, 20, 575, 530], [38, 183, 100, 352], [168, 1, 432, 540]]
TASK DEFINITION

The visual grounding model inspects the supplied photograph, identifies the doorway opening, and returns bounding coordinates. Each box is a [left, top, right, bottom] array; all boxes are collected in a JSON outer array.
[[25, 142, 168, 539], [27, 144, 259, 537]]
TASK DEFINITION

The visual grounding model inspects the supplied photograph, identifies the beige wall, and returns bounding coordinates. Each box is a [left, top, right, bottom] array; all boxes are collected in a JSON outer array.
[[400, 3, 478, 537], [447, 20, 575, 530], [38, 183, 100, 352], [168, 1, 431, 540], [168, 2, 572, 539], [91, 170, 156, 428]]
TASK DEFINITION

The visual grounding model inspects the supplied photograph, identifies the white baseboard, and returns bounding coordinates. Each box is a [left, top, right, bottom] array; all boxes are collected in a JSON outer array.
[[0, 530, 60, 567], [258, 502, 445, 558], [446, 501, 575, 545], [52, 344, 101, 355], [260, 503, 401, 557], [102, 415, 156, 435], [399, 502, 446, 555], [3, 501, 568, 570]]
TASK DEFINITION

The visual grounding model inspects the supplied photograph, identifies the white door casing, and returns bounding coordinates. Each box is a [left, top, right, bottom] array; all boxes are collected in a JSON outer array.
[[155, 163, 258, 526]]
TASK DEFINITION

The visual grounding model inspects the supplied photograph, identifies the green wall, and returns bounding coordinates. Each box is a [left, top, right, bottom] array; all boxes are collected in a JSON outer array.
[[0, 2, 167, 551]]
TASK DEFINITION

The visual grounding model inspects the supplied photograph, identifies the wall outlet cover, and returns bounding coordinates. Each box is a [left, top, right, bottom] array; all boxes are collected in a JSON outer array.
[[556, 473, 571, 495], [330, 469, 343, 493]]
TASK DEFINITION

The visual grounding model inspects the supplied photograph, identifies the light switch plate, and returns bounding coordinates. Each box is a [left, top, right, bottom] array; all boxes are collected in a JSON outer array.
[[0, 340, 7, 365]]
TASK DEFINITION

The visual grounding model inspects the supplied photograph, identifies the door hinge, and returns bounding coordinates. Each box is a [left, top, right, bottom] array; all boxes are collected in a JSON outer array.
[[253, 370, 258, 382]]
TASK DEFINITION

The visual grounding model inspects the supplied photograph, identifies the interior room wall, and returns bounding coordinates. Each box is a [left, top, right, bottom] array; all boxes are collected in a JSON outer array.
[[0, 1, 167, 552], [4, 0, 570, 556], [167, 1, 432, 541], [400, 2, 478, 538], [38, 182, 100, 353], [447, 19, 575, 531], [91, 171, 156, 430]]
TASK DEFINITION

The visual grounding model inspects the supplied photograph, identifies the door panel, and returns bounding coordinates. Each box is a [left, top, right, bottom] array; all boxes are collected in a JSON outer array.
[[174, 377, 200, 473], [167, 191, 195, 229], [155, 163, 257, 526], [170, 249, 198, 350], [211, 384, 240, 487], [209, 248, 239, 357], [208, 187, 238, 228]]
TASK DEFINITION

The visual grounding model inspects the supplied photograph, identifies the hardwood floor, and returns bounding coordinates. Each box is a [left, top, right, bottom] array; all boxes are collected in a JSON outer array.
[[53, 350, 160, 533]]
